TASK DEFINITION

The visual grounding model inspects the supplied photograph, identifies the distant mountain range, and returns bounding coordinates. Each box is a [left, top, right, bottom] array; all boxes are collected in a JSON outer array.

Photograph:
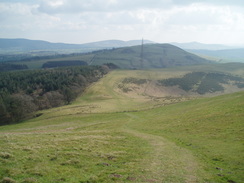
[[187, 49, 244, 61], [170, 42, 244, 63], [0, 41, 213, 69], [0, 38, 243, 63], [0, 38, 153, 53], [1, 38, 243, 52], [170, 42, 234, 50]]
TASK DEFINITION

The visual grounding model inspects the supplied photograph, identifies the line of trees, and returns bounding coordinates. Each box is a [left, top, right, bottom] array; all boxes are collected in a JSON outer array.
[[0, 63, 28, 72], [0, 65, 109, 125], [42, 60, 88, 68]]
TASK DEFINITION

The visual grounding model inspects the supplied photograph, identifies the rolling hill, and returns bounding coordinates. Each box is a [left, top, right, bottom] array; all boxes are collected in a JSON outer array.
[[12, 43, 213, 69], [0, 38, 243, 182], [0, 67, 243, 182], [88, 43, 212, 69], [2, 39, 243, 64]]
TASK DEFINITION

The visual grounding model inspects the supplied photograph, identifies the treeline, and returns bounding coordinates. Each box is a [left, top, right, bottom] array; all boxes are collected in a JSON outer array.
[[0, 49, 109, 63], [0, 52, 80, 62], [42, 60, 87, 68], [0, 63, 28, 72], [0, 65, 109, 125], [158, 72, 244, 94]]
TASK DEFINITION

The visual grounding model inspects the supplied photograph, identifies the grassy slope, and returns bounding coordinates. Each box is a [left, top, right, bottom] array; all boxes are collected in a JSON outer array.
[[126, 92, 244, 183], [14, 44, 211, 70], [0, 67, 243, 183], [80, 44, 211, 69]]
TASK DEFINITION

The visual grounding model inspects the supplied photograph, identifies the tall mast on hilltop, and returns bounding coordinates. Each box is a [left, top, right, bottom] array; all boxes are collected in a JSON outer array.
[[140, 38, 144, 69]]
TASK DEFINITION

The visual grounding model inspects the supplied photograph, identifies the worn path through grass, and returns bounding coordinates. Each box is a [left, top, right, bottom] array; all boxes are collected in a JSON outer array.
[[123, 112, 200, 182], [1, 68, 243, 182]]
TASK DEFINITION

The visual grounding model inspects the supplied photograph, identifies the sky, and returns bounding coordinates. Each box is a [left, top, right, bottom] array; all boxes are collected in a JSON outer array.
[[0, 0, 244, 45]]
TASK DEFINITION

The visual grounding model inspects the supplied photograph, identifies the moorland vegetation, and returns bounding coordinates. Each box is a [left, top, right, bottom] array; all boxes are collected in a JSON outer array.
[[158, 72, 244, 94]]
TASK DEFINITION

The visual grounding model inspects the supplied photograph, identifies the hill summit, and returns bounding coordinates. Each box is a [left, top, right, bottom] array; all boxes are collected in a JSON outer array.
[[89, 43, 212, 69]]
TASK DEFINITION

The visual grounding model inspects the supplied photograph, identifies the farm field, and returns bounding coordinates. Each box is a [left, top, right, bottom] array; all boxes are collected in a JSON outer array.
[[0, 67, 243, 183]]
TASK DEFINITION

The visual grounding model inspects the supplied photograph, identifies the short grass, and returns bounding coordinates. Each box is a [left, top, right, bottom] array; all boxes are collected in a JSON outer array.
[[0, 67, 243, 183], [126, 91, 244, 183], [0, 113, 153, 182]]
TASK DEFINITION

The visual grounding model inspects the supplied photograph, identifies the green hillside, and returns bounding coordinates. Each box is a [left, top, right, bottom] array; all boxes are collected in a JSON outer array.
[[9, 44, 212, 69], [89, 44, 212, 69], [0, 67, 243, 183]]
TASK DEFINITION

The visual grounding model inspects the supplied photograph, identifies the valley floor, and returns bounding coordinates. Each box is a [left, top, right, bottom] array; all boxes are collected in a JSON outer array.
[[0, 68, 243, 183]]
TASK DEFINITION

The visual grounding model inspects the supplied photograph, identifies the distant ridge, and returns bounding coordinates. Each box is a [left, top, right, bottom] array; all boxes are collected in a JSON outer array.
[[82, 39, 154, 48], [187, 49, 244, 60], [170, 42, 244, 63], [0, 38, 154, 53], [170, 42, 233, 50]]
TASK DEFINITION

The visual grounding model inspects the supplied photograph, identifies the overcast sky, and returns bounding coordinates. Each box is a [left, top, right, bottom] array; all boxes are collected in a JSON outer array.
[[1, 0, 244, 45]]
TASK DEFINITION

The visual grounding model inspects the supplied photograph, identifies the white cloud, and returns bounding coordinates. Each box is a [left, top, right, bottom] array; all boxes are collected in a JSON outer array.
[[37, 0, 172, 14], [0, 0, 244, 45], [36, 0, 244, 15]]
